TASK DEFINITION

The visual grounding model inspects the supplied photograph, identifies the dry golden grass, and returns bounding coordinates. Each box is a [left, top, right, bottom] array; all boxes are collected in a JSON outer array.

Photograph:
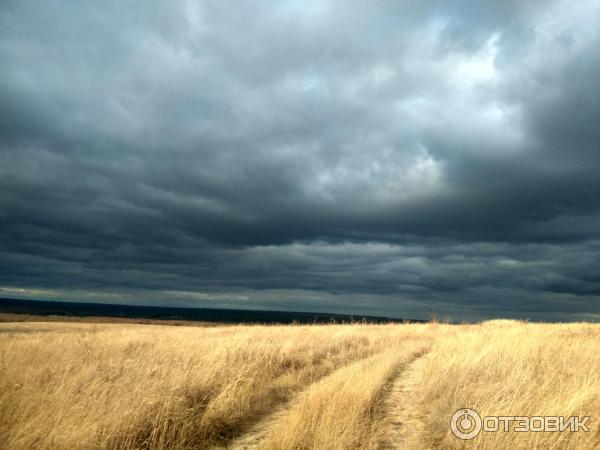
[[255, 343, 430, 450], [402, 320, 600, 449], [0, 320, 598, 449]]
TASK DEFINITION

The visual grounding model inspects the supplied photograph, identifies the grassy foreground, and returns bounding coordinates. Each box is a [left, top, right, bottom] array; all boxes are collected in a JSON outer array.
[[0, 320, 598, 449]]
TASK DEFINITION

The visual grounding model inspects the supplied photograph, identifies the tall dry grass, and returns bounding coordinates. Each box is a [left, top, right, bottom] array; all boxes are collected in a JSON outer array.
[[0, 321, 435, 449], [256, 341, 430, 450], [402, 320, 600, 449], [0, 320, 598, 449]]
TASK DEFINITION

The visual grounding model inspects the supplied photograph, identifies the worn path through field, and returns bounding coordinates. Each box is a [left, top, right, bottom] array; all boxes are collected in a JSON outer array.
[[226, 347, 431, 450], [377, 351, 431, 449], [222, 352, 379, 450]]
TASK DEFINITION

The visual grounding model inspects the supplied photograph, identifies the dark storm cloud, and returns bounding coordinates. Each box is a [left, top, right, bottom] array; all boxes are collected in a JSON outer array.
[[1, 0, 599, 321]]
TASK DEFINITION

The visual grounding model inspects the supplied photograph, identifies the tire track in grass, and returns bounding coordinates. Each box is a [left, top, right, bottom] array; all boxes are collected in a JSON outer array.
[[223, 352, 380, 450], [377, 350, 431, 449], [228, 342, 431, 450]]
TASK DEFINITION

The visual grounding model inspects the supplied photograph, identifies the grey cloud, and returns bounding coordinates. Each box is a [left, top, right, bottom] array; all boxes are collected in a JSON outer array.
[[1, 0, 599, 320]]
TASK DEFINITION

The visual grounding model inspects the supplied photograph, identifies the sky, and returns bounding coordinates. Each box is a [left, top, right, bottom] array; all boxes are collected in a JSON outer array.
[[1, 0, 600, 322]]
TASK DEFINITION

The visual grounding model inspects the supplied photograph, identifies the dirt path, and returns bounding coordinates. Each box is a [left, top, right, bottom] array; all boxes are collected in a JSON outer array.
[[226, 348, 431, 450], [224, 353, 381, 450], [377, 351, 430, 449], [225, 390, 298, 450]]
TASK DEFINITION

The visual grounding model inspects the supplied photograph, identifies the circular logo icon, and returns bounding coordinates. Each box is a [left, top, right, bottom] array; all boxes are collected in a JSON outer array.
[[450, 408, 482, 440]]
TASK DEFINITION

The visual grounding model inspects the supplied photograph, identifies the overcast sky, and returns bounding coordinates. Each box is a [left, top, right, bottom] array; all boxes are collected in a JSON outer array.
[[1, 0, 599, 321]]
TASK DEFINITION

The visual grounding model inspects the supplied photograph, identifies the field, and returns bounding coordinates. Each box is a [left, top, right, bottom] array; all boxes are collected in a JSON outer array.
[[0, 319, 598, 449]]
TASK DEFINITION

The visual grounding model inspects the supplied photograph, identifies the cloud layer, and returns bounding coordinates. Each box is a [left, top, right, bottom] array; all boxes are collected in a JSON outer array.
[[1, 0, 599, 321]]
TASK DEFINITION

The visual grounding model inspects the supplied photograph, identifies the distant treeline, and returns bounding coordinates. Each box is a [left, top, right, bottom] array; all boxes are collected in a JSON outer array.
[[0, 298, 425, 325]]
